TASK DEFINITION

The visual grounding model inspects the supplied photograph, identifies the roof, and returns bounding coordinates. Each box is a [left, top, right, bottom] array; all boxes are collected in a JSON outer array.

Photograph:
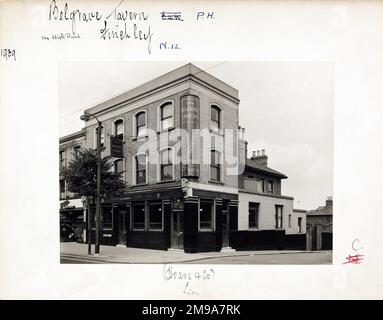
[[59, 129, 85, 143], [306, 210, 333, 216], [84, 63, 239, 117], [245, 159, 288, 179]]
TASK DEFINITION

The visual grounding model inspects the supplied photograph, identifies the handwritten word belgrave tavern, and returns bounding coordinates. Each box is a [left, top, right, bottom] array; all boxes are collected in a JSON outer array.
[[48, 0, 153, 54]]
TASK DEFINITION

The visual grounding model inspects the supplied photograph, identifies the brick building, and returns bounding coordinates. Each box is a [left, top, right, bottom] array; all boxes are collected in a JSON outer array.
[[306, 197, 333, 250], [59, 63, 307, 252], [59, 129, 86, 241]]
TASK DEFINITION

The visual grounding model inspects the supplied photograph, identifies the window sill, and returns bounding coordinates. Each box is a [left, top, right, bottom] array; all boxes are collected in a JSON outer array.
[[210, 128, 224, 136], [131, 136, 149, 142], [198, 228, 214, 232], [209, 180, 224, 185], [156, 179, 176, 184], [132, 183, 148, 188], [157, 127, 175, 134]]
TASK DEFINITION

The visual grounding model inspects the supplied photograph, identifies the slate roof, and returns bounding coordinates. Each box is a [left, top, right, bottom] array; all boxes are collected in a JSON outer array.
[[245, 159, 288, 179]]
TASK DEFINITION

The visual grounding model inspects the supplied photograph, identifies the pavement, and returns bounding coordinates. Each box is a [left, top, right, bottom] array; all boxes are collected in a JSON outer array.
[[60, 242, 332, 264]]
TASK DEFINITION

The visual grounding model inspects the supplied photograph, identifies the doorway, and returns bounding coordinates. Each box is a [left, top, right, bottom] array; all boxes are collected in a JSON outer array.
[[171, 210, 183, 249], [222, 209, 230, 247], [117, 208, 127, 246]]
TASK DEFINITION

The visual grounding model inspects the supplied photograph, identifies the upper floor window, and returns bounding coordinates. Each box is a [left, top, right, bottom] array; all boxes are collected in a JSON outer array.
[[114, 159, 123, 174], [132, 202, 145, 230], [59, 151, 65, 170], [73, 146, 80, 157], [95, 126, 105, 148], [114, 119, 124, 141], [249, 202, 259, 229], [256, 178, 264, 193], [210, 105, 221, 131], [160, 102, 174, 130], [160, 148, 173, 181], [268, 180, 274, 194], [135, 154, 147, 184], [59, 179, 66, 199], [148, 202, 163, 230], [210, 150, 222, 182], [275, 205, 283, 229], [136, 111, 147, 138]]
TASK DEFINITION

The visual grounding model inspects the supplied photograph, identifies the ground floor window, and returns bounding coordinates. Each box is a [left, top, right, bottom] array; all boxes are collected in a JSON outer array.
[[248, 202, 259, 229], [199, 199, 214, 231], [102, 206, 113, 229], [132, 202, 145, 229], [275, 205, 283, 229], [148, 202, 163, 230], [298, 217, 302, 233]]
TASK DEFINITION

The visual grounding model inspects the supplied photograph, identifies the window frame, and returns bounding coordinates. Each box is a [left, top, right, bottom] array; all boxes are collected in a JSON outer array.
[[298, 217, 302, 233], [131, 202, 146, 230], [158, 147, 174, 182], [113, 118, 124, 141], [210, 104, 223, 132], [94, 125, 105, 149], [158, 101, 174, 131], [210, 149, 222, 182], [133, 153, 147, 185], [114, 158, 124, 174], [134, 110, 147, 138], [198, 199, 215, 231], [275, 205, 283, 229], [248, 202, 260, 229], [148, 201, 164, 231], [102, 206, 113, 230], [268, 180, 274, 194]]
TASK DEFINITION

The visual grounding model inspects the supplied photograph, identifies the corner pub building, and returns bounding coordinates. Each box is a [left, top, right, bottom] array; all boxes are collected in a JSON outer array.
[[60, 63, 306, 253]]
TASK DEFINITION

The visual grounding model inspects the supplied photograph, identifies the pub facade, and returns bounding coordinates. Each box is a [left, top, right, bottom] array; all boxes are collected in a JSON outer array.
[[79, 64, 240, 253]]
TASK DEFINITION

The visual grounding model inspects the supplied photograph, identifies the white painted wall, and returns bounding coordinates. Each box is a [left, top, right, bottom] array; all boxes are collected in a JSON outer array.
[[287, 211, 307, 235], [238, 191, 296, 232]]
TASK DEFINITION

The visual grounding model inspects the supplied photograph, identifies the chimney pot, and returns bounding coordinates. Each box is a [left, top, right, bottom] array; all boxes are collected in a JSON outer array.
[[252, 151, 256, 158]]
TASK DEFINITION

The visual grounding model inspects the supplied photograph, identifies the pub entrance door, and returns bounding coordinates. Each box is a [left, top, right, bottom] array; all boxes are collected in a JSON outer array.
[[117, 207, 127, 246], [170, 210, 183, 249], [222, 208, 230, 247]]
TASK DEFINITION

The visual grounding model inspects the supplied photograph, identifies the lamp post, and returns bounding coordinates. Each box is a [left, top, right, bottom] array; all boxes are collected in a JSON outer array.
[[80, 112, 102, 255]]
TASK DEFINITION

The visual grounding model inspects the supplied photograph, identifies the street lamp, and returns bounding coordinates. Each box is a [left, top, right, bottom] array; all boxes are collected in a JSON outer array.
[[80, 112, 102, 255]]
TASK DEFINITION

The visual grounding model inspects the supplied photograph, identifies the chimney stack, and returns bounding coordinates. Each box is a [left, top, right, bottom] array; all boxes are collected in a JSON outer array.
[[251, 149, 268, 166]]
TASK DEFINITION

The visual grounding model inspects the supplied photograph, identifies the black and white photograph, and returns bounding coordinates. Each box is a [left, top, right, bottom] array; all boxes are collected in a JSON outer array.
[[59, 61, 333, 265], [1, 0, 383, 301]]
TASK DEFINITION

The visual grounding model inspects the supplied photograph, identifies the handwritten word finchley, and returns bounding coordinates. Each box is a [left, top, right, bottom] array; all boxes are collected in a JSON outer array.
[[49, 0, 102, 34]]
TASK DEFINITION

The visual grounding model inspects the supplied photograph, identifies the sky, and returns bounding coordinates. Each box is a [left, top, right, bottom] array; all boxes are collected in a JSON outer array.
[[59, 61, 333, 210]]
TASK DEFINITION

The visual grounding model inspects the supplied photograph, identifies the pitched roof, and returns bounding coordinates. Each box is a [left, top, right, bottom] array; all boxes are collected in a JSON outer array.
[[245, 159, 288, 179]]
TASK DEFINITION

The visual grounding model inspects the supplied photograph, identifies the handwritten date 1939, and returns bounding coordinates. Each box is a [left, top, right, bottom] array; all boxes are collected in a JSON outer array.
[[160, 42, 181, 50], [1, 49, 16, 61]]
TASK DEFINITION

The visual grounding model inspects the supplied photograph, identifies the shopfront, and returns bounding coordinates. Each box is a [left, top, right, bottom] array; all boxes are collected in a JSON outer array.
[[87, 188, 238, 253]]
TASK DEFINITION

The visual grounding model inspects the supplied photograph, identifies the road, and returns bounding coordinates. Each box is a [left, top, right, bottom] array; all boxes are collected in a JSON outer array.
[[61, 251, 332, 265]]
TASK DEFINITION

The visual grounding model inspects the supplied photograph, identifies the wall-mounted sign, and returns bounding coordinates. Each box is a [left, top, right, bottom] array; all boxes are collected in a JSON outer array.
[[110, 136, 123, 158], [180, 94, 200, 179]]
